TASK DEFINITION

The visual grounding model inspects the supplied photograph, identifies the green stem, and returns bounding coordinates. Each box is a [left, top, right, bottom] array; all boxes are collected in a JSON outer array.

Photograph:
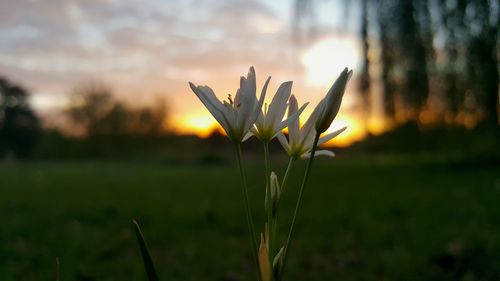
[[263, 142, 274, 261], [279, 133, 320, 281], [235, 143, 261, 281], [281, 157, 295, 193], [272, 157, 295, 235], [271, 157, 294, 274], [273, 157, 295, 222]]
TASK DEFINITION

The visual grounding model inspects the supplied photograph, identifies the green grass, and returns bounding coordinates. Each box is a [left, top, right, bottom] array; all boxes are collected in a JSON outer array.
[[0, 157, 499, 281]]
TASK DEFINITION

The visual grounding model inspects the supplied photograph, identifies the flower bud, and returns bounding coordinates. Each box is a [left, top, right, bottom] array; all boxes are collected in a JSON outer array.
[[265, 172, 280, 213], [270, 172, 281, 216], [273, 246, 284, 274], [315, 68, 353, 134]]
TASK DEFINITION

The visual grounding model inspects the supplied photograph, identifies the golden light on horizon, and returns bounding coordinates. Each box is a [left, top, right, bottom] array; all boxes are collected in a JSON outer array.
[[175, 112, 364, 146], [177, 114, 219, 138], [324, 115, 365, 147], [367, 117, 387, 135]]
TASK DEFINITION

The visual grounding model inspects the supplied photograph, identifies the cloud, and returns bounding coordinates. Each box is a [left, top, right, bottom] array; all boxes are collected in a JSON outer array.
[[0, 0, 293, 86], [0, 0, 359, 131]]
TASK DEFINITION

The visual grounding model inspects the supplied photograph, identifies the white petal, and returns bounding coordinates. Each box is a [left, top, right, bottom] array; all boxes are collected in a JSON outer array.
[[242, 67, 257, 112], [315, 150, 335, 157], [256, 110, 265, 127], [268, 81, 292, 129], [317, 126, 347, 146], [246, 66, 257, 99], [300, 149, 335, 159], [242, 131, 254, 142], [247, 75, 270, 131], [315, 68, 352, 134], [223, 100, 238, 129], [278, 102, 308, 134], [189, 83, 220, 114], [238, 68, 258, 131], [234, 79, 244, 107], [287, 95, 300, 144], [299, 99, 326, 149], [276, 133, 291, 154], [301, 100, 323, 139], [189, 82, 231, 131]]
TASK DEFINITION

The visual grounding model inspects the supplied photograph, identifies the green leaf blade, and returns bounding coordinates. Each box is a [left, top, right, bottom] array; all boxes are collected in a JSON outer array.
[[133, 220, 160, 281]]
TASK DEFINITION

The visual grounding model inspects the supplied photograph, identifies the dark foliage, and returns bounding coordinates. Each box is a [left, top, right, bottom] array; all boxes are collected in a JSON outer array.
[[0, 77, 40, 158]]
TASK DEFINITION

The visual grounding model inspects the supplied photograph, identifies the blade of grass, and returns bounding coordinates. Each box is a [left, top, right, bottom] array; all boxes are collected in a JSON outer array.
[[133, 220, 160, 281]]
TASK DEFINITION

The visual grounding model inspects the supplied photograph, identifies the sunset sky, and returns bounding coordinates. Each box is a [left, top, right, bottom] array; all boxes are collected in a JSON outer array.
[[0, 0, 370, 146]]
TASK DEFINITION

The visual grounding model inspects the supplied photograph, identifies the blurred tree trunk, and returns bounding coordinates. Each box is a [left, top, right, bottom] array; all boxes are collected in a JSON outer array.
[[415, 0, 436, 115], [359, 0, 371, 130], [465, 0, 499, 126], [437, 0, 468, 118], [377, 0, 397, 122], [292, 0, 316, 44], [398, 0, 430, 121]]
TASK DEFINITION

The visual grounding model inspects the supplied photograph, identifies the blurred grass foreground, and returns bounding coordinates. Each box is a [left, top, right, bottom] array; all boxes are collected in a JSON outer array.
[[0, 72, 499, 280], [1, 149, 499, 280]]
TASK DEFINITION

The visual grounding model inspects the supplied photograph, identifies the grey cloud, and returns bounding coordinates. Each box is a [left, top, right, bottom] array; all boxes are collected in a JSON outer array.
[[0, 0, 306, 116]]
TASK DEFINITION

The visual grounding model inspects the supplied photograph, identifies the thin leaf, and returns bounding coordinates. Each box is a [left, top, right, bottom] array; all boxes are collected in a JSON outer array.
[[133, 220, 159, 281]]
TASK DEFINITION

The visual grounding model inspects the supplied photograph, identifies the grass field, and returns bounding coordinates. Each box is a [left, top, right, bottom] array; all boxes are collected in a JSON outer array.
[[0, 156, 499, 281]]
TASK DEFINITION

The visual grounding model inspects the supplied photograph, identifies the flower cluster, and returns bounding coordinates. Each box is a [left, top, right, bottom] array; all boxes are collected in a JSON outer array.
[[189, 66, 352, 153], [189, 66, 352, 281]]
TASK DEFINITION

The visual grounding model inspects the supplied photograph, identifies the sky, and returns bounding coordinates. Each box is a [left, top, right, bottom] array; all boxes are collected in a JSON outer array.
[[0, 0, 368, 146]]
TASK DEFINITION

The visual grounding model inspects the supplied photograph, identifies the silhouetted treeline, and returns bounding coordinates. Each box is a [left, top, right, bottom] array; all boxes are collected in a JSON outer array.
[[67, 82, 168, 137], [56, 82, 170, 158], [297, 0, 499, 128], [0, 78, 173, 159]]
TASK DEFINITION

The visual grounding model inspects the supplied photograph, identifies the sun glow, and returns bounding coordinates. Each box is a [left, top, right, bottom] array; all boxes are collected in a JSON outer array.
[[301, 36, 361, 87]]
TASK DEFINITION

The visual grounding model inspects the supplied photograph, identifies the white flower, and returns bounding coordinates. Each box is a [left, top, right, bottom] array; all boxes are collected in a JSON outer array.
[[189, 67, 269, 143], [315, 68, 353, 134], [277, 95, 346, 159], [252, 81, 307, 142]]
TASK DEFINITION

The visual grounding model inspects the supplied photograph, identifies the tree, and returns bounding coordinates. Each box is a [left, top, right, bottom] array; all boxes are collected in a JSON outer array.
[[437, 0, 468, 117], [377, 0, 397, 122], [359, 0, 371, 130], [464, 0, 499, 126], [66, 82, 168, 137], [0, 77, 40, 158], [388, 0, 431, 121], [66, 83, 115, 137]]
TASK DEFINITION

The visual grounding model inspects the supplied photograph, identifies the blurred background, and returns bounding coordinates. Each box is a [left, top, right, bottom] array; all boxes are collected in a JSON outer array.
[[0, 0, 499, 280]]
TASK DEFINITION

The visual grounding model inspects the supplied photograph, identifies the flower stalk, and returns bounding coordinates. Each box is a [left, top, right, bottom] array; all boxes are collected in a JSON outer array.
[[263, 142, 274, 256], [270, 157, 294, 272], [278, 132, 320, 281], [235, 143, 261, 281]]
